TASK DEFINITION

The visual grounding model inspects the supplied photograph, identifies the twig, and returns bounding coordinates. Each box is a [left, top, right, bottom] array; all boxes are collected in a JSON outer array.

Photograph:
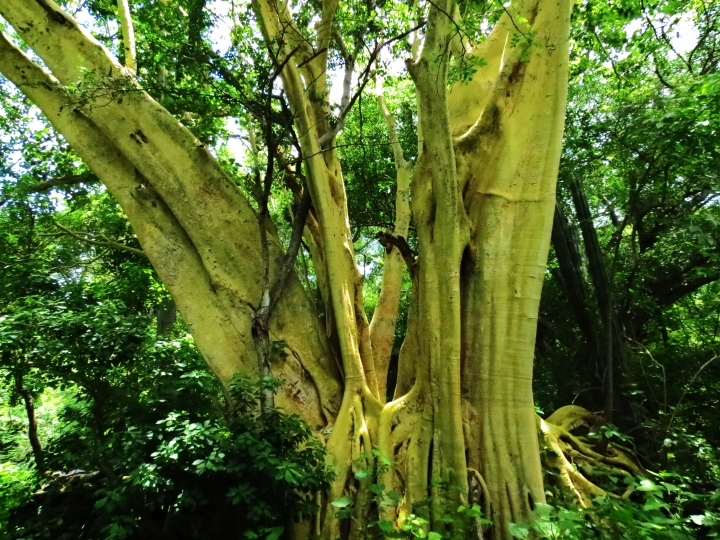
[[628, 338, 667, 414], [54, 222, 146, 256], [296, 46, 328, 69], [0, 172, 97, 208], [269, 189, 312, 310], [666, 354, 718, 433]]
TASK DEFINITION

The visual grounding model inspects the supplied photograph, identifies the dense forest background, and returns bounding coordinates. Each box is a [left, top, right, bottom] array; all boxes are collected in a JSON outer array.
[[1, 0, 719, 537]]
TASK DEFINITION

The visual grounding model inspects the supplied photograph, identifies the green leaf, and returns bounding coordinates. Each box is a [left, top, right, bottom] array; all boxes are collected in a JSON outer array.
[[467, 504, 482, 518], [690, 514, 718, 526], [331, 495, 353, 508], [378, 520, 396, 533], [508, 522, 530, 539], [644, 496, 669, 511], [609, 508, 634, 524], [354, 468, 371, 480], [637, 479, 662, 492], [534, 502, 554, 518]]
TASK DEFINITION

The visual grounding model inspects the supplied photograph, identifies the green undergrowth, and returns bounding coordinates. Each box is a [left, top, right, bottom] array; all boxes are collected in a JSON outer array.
[[330, 446, 720, 540], [509, 474, 720, 540], [1, 374, 332, 540]]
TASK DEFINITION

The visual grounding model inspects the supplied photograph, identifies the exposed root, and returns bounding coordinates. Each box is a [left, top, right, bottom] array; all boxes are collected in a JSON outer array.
[[538, 406, 644, 507], [349, 395, 374, 540], [321, 387, 380, 540], [468, 467, 490, 510], [377, 386, 431, 524], [468, 467, 490, 539]]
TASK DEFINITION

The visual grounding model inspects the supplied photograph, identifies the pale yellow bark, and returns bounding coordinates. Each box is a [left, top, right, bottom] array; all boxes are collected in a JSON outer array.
[[539, 407, 644, 506], [408, 0, 470, 519], [1, 0, 578, 535], [0, 11, 342, 426], [116, 0, 136, 73], [0, 32, 248, 385], [250, 2, 383, 536], [369, 78, 413, 402], [450, 0, 574, 535], [393, 288, 420, 399], [251, 0, 375, 397]]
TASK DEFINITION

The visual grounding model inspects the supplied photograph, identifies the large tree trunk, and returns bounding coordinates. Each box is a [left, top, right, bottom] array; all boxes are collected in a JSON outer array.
[[0, 0, 572, 536], [0, 17, 342, 429], [449, 0, 573, 532]]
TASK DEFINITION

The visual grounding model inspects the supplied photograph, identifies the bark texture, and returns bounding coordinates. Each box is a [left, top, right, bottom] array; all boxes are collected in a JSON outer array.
[[0, 0, 574, 536], [369, 78, 413, 403], [0, 19, 341, 428], [449, 0, 573, 533]]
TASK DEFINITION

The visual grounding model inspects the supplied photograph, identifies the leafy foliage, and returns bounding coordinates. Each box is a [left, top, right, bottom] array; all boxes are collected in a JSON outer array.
[[510, 475, 720, 539], [5, 365, 332, 539], [0, 111, 331, 536]]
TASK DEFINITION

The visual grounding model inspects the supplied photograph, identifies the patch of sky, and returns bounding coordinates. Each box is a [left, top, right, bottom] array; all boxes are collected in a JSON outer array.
[[222, 117, 250, 168], [207, 0, 234, 56], [622, 12, 698, 60]]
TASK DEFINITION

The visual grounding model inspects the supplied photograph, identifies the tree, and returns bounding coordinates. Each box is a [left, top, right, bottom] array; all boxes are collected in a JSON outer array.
[[534, 0, 720, 431], [0, 0, 625, 536]]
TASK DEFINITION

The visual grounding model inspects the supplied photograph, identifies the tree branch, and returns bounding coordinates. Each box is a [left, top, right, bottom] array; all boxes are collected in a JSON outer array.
[[652, 54, 675, 89], [54, 222, 146, 256], [0, 172, 97, 208], [29, 172, 97, 193], [375, 75, 407, 168], [317, 21, 426, 148], [14, 373, 44, 471], [116, 0, 137, 73], [376, 232, 417, 276]]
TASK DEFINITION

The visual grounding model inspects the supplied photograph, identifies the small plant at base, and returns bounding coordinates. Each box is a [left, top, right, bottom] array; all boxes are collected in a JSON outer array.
[[508, 474, 720, 539], [332, 451, 492, 539]]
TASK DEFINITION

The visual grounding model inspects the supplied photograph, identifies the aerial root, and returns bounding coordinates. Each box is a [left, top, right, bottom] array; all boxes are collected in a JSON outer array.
[[467, 467, 490, 506], [467, 467, 490, 539], [348, 396, 374, 540], [377, 388, 431, 524], [538, 406, 644, 506]]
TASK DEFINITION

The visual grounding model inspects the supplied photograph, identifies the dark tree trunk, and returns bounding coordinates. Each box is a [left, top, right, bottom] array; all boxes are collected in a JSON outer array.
[[551, 202, 601, 364], [15, 373, 44, 471], [568, 179, 615, 422]]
